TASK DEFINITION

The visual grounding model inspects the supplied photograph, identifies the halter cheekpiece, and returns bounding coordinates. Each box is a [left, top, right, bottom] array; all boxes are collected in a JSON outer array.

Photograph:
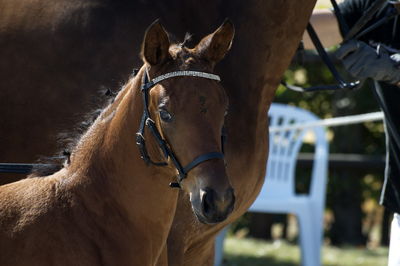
[[136, 68, 225, 188]]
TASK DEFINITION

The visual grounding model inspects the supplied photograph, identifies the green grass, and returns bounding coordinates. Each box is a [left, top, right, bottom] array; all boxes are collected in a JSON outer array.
[[222, 236, 388, 266]]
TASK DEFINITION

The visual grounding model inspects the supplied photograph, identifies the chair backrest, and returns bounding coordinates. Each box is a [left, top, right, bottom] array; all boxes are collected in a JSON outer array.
[[255, 103, 329, 200]]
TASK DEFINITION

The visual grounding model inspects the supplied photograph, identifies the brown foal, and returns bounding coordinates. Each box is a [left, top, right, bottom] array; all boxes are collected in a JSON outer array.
[[0, 20, 234, 266]]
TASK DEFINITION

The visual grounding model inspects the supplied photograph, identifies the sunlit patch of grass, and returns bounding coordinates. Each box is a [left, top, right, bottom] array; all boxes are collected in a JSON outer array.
[[322, 245, 388, 266], [223, 238, 300, 266], [222, 236, 388, 266]]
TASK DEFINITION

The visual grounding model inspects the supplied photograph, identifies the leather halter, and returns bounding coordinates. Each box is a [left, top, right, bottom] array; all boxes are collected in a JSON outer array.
[[135, 68, 225, 188]]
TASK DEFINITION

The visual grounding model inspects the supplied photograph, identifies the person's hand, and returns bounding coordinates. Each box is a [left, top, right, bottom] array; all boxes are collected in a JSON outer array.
[[335, 40, 400, 86]]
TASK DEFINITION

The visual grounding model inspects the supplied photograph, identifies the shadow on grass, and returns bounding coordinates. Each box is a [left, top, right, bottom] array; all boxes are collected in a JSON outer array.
[[223, 254, 298, 266]]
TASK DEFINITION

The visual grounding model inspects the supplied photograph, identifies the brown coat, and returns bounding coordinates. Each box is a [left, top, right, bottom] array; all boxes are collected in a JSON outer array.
[[0, 1, 317, 265]]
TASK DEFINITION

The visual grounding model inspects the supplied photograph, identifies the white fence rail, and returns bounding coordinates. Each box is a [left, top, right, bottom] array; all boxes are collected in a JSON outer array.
[[269, 111, 384, 133]]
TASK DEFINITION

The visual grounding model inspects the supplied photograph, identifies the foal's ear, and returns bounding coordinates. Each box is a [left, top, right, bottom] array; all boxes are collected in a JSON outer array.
[[141, 20, 170, 65], [196, 19, 235, 64]]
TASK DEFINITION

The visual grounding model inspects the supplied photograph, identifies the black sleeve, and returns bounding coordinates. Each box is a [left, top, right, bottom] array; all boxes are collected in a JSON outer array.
[[335, 0, 399, 47], [336, 0, 371, 36]]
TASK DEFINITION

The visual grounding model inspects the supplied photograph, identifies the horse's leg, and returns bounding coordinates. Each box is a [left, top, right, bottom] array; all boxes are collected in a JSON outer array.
[[155, 245, 169, 266], [182, 239, 215, 266], [166, 231, 185, 266], [166, 202, 217, 266]]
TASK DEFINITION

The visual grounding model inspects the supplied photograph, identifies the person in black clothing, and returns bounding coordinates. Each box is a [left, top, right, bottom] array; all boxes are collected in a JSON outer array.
[[303, 1, 400, 265]]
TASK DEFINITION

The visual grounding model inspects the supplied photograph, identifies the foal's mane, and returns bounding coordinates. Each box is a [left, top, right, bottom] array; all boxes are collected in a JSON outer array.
[[30, 89, 118, 176], [29, 71, 139, 177]]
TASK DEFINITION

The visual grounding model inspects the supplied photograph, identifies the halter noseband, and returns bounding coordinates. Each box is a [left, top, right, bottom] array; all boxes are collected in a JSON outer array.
[[135, 68, 225, 188]]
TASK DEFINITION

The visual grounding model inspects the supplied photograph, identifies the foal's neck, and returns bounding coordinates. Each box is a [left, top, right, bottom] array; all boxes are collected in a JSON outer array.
[[60, 66, 179, 261], [67, 66, 171, 187]]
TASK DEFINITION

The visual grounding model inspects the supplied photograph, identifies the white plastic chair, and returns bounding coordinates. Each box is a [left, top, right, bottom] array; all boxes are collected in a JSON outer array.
[[215, 103, 329, 266]]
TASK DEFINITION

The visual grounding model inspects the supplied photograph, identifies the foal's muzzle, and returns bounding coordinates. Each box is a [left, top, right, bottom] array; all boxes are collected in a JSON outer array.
[[196, 187, 235, 224]]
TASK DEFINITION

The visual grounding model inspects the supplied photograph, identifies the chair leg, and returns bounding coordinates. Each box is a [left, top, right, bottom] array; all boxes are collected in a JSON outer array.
[[214, 227, 228, 266], [312, 208, 324, 265], [297, 208, 321, 266]]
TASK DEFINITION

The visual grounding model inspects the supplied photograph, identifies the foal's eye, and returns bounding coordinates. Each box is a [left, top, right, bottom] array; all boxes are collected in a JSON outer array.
[[159, 109, 173, 122]]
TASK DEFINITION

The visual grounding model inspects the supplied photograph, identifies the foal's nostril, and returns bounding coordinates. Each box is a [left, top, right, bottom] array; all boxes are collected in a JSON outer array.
[[201, 187, 235, 220], [202, 188, 216, 216], [226, 188, 235, 211], [226, 188, 235, 202]]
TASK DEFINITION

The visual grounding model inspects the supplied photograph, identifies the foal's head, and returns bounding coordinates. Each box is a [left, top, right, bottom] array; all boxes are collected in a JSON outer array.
[[139, 20, 235, 224]]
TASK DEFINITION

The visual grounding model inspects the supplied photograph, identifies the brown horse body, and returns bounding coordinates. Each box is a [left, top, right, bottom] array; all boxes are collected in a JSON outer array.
[[162, 2, 317, 265], [0, 0, 316, 265], [0, 20, 235, 265]]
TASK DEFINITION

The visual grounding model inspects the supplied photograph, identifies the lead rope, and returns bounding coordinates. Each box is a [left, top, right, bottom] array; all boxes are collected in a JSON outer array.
[[281, 23, 360, 92], [281, 0, 361, 93]]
